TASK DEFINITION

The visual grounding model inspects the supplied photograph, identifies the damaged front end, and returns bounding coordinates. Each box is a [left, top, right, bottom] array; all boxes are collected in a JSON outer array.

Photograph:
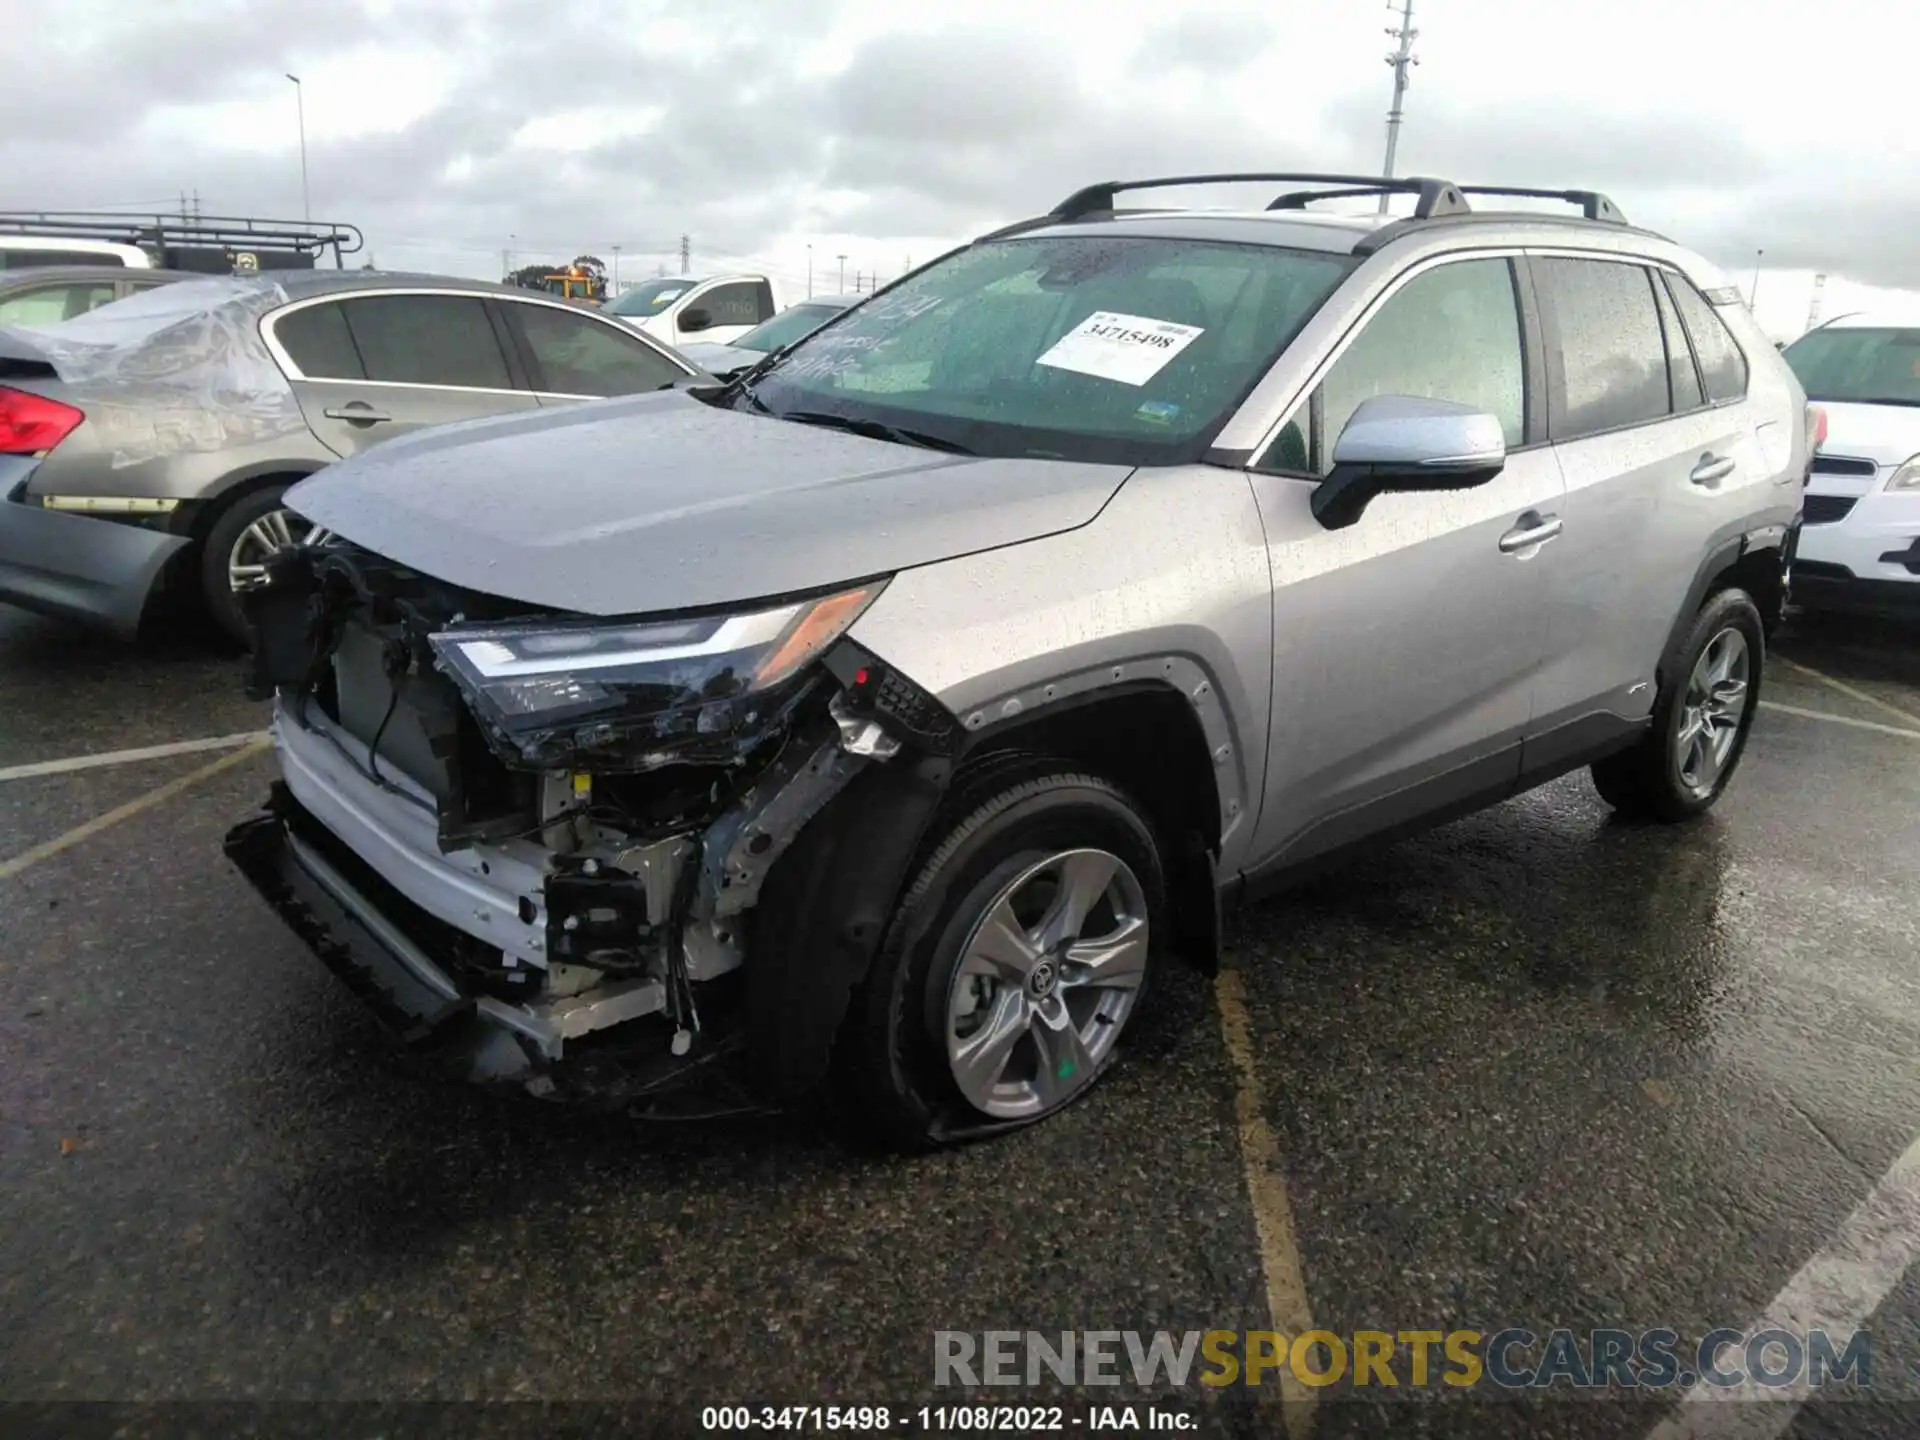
[[222, 539, 959, 1106]]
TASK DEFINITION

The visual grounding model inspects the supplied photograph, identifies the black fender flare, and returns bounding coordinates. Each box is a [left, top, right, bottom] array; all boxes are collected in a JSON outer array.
[[742, 752, 954, 1097], [1658, 525, 1787, 689]]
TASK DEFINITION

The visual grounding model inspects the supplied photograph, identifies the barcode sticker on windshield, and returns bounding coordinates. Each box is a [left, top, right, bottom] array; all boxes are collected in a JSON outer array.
[[1035, 311, 1205, 387]]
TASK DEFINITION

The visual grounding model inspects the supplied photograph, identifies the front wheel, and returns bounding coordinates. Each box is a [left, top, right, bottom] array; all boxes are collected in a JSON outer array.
[[839, 764, 1165, 1149], [1590, 587, 1765, 822], [200, 486, 332, 645]]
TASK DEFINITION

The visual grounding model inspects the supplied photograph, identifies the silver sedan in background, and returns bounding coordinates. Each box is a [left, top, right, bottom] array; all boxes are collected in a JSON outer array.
[[0, 271, 703, 642]]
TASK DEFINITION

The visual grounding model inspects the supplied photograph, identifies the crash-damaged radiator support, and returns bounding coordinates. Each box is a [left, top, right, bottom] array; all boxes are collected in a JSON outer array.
[[226, 540, 962, 1103]]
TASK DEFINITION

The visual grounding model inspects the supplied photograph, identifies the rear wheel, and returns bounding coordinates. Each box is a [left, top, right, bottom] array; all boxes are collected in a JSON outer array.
[[1590, 588, 1764, 821], [839, 763, 1165, 1149], [200, 486, 332, 645]]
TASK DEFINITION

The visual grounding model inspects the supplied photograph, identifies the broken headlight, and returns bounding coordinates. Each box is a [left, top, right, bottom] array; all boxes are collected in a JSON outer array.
[[428, 582, 885, 770]]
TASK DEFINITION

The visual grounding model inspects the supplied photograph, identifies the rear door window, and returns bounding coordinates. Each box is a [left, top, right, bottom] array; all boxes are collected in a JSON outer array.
[[336, 294, 514, 389], [506, 302, 685, 396], [1537, 258, 1671, 438], [1667, 277, 1750, 402]]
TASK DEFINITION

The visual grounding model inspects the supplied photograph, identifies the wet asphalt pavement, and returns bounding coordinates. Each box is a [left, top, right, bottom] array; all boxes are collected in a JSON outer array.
[[2, 603, 1917, 1439]]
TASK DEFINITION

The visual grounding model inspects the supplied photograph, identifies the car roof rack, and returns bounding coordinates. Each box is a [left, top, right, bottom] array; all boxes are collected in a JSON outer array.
[[1050, 173, 1479, 221], [1040, 173, 1628, 227], [0, 211, 364, 272], [1452, 186, 1625, 223]]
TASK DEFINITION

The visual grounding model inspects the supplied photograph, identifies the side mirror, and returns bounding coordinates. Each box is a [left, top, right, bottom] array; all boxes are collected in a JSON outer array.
[[678, 307, 713, 334], [1311, 395, 1508, 531]]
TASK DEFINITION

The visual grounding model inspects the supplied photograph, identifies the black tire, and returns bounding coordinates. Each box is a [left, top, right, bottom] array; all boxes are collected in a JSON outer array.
[[836, 759, 1167, 1151], [199, 485, 294, 646], [1590, 587, 1765, 822]]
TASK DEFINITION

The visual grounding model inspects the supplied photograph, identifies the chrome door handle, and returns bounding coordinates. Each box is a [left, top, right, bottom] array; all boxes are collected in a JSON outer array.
[[1498, 514, 1563, 553], [323, 405, 392, 424], [1690, 454, 1736, 486]]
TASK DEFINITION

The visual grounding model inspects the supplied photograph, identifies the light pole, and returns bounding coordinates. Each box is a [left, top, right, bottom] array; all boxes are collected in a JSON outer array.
[[1750, 249, 1764, 310], [284, 74, 310, 221], [837, 253, 847, 291], [1378, 0, 1419, 211], [611, 244, 622, 290]]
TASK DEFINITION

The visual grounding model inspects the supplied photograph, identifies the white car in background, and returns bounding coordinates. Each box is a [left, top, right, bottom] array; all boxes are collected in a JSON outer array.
[[1780, 313, 1920, 618], [0, 235, 154, 269], [602, 273, 781, 348], [675, 292, 862, 379]]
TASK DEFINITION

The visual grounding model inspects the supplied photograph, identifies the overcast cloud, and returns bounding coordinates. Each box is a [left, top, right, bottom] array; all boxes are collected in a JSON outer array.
[[8, 0, 1918, 334]]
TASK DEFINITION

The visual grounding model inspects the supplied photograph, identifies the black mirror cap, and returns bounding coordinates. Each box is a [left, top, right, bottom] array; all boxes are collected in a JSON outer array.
[[678, 307, 713, 333], [1310, 456, 1507, 531]]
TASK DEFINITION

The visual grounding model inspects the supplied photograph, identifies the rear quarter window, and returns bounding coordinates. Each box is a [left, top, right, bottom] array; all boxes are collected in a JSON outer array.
[[1667, 277, 1749, 402], [273, 301, 366, 380]]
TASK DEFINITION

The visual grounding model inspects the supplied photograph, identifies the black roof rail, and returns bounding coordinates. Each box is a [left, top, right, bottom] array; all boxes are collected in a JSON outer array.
[[1451, 186, 1626, 223], [1352, 210, 1667, 257], [1049, 172, 1470, 220], [1267, 178, 1468, 218], [0, 211, 364, 270]]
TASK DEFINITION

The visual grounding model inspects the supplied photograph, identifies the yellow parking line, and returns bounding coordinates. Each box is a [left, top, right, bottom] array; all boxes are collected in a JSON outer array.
[[0, 736, 270, 881], [1215, 966, 1317, 1440], [1778, 655, 1920, 729]]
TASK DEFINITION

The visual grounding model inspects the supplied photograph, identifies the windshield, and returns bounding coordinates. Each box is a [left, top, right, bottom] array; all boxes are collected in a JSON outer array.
[[1782, 326, 1920, 406], [738, 235, 1354, 464], [732, 302, 848, 354], [604, 278, 698, 316]]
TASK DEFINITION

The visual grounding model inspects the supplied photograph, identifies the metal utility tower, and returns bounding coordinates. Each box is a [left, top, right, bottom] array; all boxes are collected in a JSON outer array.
[[1805, 273, 1827, 334], [1377, 0, 1419, 212], [678, 233, 690, 274]]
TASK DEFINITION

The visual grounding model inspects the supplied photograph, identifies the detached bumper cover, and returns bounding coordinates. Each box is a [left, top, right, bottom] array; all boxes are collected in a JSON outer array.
[[224, 784, 549, 1084], [0, 483, 186, 637], [225, 773, 721, 1104]]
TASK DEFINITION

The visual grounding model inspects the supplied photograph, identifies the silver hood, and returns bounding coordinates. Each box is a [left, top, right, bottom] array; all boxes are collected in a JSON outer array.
[[286, 390, 1131, 616]]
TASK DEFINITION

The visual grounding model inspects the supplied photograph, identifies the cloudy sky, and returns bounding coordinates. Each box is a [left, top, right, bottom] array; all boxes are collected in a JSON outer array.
[[10, 0, 1919, 338]]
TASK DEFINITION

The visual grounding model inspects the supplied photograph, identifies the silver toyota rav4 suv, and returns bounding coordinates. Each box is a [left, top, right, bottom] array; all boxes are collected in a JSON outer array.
[[226, 173, 1810, 1147]]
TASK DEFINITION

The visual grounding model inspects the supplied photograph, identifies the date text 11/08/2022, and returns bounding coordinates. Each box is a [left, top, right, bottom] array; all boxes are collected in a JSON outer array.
[[701, 1406, 1196, 1431]]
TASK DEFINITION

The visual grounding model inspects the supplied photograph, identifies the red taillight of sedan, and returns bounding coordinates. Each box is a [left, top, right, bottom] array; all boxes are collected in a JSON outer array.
[[0, 386, 85, 456]]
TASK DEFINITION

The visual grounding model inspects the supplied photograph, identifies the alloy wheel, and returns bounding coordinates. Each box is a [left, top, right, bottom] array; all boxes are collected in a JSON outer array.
[[944, 847, 1149, 1120], [228, 508, 331, 594], [1675, 626, 1750, 798]]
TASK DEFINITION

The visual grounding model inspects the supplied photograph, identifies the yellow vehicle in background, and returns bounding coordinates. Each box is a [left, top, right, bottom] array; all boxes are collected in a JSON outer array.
[[540, 266, 605, 304]]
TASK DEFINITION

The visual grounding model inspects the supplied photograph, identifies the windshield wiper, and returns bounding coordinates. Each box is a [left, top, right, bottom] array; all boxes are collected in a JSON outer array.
[[777, 410, 975, 454]]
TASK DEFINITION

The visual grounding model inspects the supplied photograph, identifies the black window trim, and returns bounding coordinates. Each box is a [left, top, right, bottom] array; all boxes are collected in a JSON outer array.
[[1649, 268, 1709, 416], [494, 293, 695, 398], [1248, 247, 1542, 478]]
